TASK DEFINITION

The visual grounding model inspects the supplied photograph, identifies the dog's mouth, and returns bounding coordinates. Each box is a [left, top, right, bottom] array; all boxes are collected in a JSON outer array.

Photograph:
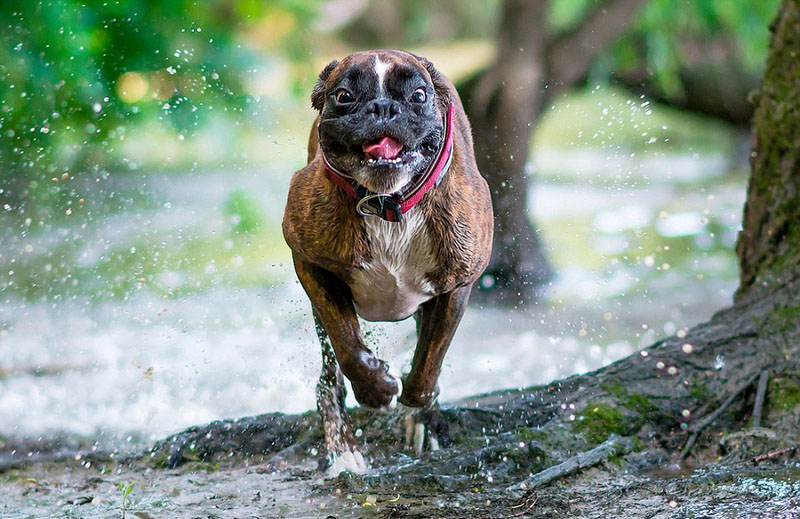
[[361, 136, 410, 168]]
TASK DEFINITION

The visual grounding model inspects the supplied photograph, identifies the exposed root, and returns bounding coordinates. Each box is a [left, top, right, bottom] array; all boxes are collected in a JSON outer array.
[[751, 369, 770, 428], [681, 371, 762, 460]]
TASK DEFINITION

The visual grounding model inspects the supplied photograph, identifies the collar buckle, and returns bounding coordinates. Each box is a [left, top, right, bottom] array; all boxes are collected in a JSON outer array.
[[356, 194, 403, 222]]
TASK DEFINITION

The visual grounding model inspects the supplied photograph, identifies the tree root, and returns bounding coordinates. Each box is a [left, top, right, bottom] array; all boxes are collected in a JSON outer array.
[[751, 370, 770, 428], [681, 371, 762, 460]]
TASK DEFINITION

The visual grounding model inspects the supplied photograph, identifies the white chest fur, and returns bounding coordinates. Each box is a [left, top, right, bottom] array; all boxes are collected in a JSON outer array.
[[350, 210, 438, 322]]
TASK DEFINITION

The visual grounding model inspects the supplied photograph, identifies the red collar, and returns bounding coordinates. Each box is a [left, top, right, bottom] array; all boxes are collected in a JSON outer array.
[[321, 103, 455, 223]]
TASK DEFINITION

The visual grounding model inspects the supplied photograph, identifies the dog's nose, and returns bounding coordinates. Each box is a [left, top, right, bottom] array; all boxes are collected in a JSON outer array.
[[366, 98, 401, 121]]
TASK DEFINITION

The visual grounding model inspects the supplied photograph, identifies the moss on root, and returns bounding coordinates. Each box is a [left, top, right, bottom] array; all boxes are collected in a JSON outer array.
[[769, 376, 800, 411], [513, 427, 550, 444], [601, 380, 661, 427], [574, 403, 627, 445]]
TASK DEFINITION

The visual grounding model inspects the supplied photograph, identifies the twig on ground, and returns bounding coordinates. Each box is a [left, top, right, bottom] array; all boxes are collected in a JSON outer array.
[[751, 370, 770, 428], [445, 434, 631, 519], [508, 434, 634, 492], [681, 371, 761, 460], [753, 445, 796, 463], [443, 491, 539, 519]]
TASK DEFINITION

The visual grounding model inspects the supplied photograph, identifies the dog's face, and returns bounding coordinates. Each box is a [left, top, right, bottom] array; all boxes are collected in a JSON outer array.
[[312, 50, 451, 194]]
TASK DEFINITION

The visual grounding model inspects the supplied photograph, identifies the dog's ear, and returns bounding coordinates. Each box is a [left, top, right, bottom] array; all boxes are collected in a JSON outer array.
[[311, 59, 338, 112], [412, 54, 451, 112]]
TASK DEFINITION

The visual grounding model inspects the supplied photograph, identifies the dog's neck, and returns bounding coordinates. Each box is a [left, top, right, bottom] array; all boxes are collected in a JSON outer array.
[[321, 103, 455, 223]]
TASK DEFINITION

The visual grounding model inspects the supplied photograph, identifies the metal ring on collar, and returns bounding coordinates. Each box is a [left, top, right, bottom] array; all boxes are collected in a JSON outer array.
[[356, 193, 386, 217]]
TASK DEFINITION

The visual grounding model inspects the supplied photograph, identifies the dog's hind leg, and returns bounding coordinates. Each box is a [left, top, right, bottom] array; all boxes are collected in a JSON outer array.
[[314, 313, 367, 475]]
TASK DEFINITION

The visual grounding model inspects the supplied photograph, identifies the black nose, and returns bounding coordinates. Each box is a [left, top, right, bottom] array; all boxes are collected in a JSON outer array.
[[366, 98, 401, 121]]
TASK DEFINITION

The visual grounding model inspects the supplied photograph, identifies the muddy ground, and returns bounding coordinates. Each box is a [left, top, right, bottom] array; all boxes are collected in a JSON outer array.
[[3, 415, 800, 519]]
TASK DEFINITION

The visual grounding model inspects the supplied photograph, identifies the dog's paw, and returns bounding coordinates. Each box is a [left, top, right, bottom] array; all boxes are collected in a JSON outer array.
[[324, 449, 368, 476], [398, 379, 439, 408], [401, 404, 450, 456], [351, 369, 399, 408]]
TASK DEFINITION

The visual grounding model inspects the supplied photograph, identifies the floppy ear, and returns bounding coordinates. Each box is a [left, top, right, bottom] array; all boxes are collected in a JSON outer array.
[[311, 60, 338, 112], [412, 54, 452, 112]]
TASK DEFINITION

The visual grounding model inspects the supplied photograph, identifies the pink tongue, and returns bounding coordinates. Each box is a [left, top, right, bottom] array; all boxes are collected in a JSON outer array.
[[363, 136, 404, 160]]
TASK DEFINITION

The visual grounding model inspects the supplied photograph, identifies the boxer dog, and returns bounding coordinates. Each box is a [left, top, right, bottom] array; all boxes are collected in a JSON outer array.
[[283, 50, 493, 474]]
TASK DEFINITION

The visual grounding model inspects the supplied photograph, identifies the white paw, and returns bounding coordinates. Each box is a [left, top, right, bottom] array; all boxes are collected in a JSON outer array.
[[403, 407, 440, 456], [326, 450, 368, 476]]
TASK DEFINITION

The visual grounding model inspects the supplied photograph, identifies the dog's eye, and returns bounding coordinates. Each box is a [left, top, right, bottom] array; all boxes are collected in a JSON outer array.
[[411, 87, 427, 103], [335, 89, 354, 104]]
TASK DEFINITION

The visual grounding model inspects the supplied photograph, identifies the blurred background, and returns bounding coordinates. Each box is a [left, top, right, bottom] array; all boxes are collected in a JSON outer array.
[[0, 0, 778, 450]]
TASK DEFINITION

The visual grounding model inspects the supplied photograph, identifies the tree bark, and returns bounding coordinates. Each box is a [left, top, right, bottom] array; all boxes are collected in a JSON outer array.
[[735, 0, 800, 298]]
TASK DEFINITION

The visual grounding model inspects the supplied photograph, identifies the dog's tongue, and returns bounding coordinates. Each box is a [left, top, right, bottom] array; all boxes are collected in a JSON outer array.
[[363, 136, 403, 160]]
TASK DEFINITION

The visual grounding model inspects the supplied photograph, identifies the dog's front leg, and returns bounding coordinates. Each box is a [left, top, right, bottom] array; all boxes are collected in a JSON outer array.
[[293, 255, 400, 408], [294, 255, 400, 473], [401, 284, 471, 407], [400, 285, 471, 453]]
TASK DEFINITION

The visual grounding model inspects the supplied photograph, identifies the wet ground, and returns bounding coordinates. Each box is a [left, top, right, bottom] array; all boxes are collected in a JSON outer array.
[[3, 456, 800, 517]]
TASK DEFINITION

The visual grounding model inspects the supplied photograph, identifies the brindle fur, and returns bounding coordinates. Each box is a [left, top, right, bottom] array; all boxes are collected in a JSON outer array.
[[283, 50, 492, 468]]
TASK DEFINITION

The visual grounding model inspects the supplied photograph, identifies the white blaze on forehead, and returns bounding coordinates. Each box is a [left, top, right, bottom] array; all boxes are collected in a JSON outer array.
[[373, 55, 391, 95]]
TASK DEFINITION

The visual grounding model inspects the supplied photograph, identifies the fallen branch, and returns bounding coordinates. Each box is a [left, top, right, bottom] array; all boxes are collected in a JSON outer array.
[[753, 445, 796, 463], [681, 372, 761, 460], [508, 434, 633, 492], [751, 370, 770, 428]]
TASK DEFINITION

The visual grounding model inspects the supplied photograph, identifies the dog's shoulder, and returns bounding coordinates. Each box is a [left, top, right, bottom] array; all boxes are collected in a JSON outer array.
[[282, 154, 370, 273]]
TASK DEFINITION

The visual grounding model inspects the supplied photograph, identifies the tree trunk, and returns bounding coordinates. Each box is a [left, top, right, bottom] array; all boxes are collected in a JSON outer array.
[[465, 0, 552, 306], [735, 1, 800, 298], [465, 0, 649, 305]]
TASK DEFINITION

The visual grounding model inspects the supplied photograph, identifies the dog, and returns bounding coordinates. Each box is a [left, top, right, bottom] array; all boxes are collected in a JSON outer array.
[[282, 49, 493, 474]]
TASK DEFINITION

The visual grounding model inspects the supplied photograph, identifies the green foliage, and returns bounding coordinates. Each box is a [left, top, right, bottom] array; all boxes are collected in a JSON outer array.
[[574, 402, 627, 444], [224, 189, 265, 234], [0, 0, 321, 214], [605, 0, 779, 97], [116, 481, 134, 518], [0, 0, 780, 220], [548, 0, 593, 32]]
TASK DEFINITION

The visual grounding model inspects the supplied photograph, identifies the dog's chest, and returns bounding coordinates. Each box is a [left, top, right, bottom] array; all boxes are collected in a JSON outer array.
[[349, 211, 438, 322]]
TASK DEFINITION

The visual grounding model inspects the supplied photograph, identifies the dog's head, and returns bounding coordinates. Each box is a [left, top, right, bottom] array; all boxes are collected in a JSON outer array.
[[312, 50, 451, 194]]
